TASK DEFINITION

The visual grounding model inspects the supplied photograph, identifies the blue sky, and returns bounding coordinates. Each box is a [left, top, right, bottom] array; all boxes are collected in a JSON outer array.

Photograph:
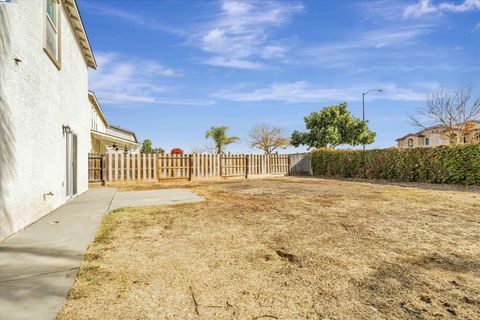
[[78, 0, 480, 153]]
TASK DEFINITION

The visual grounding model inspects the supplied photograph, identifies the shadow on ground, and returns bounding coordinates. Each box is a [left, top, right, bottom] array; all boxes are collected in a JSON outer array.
[[295, 175, 480, 193]]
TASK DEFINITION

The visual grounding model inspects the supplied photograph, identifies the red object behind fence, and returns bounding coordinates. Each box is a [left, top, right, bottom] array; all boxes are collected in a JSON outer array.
[[171, 148, 184, 155]]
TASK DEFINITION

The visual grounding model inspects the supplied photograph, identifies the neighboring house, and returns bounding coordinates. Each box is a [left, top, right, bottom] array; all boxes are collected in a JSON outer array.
[[89, 91, 138, 154], [0, 0, 97, 241], [397, 122, 480, 148]]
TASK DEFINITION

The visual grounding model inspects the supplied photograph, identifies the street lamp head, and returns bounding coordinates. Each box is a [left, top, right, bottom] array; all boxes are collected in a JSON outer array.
[[363, 89, 383, 95], [361, 89, 383, 150]]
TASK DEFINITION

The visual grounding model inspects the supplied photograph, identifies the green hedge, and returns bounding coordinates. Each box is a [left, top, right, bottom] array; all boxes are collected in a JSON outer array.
[[311, 144, 480, 186]]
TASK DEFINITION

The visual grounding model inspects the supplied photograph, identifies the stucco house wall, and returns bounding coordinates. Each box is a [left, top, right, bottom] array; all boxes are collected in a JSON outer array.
[[397, 134, 421, 148], [0, 2, 91, 241], [397, 129, 452, 148], [397, 125, 480, 148]]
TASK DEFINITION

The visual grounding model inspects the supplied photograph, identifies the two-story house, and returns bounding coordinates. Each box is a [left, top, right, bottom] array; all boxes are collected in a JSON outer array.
[[396, 121, 480, 148], [0, 1, 137, 241], [89, 91, 138, 154]]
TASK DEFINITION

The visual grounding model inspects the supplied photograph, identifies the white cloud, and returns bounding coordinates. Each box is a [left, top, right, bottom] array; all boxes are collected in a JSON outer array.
[[203, 57, 263, 69], [222, 1, 252, 15], [196, 0, 303, 69], [404, 0, 480, 18], [90, 52, 214, 107], [214, 81, 433, 103], [261, 45, 288, 59]]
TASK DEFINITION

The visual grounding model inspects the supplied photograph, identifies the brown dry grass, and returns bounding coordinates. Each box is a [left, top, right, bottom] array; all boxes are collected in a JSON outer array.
[[58, 177, 480, 320]]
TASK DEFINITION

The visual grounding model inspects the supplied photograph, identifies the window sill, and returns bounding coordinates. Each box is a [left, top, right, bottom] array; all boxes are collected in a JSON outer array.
[[44, 48, 61, 70]]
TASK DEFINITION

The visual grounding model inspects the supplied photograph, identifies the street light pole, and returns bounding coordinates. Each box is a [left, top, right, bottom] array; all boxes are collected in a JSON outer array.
[[362, 92, 366, 125], [361, 89, 383, 150]]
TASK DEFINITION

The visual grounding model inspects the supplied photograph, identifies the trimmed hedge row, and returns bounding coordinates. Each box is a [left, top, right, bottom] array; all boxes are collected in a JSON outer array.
[[311, 144, 480, 186]]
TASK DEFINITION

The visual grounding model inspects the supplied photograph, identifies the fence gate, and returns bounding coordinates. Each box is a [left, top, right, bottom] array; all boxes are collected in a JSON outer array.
[[88, 153, 104, 183], [289, 153, 312, 175]]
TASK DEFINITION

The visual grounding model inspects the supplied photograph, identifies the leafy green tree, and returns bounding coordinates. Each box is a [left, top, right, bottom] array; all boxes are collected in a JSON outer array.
[[205, 126, 240, 154], [140, 139, 164, 154], [140, 139, 154, 153], [154, 147, 165, 154], [291, 102, 376, 149]]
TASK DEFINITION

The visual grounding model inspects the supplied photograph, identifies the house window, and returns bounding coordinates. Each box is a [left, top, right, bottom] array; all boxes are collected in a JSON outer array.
[[45, 0, 60, 68], [425, 137, 430, 146], [407, 139, 414, 147]]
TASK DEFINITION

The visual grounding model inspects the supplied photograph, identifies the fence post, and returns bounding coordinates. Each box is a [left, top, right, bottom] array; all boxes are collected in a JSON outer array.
[[101, 154, 106, 183], [219, 154, 223, 176], [189, 154, 193, 181], [288, 155, 291, 176], [245, 154, 249, 179], [156, 154, 160, 181], [267, 154, 270, 175]]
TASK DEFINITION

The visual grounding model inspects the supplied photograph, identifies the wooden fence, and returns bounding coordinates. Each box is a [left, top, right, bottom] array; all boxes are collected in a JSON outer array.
[[88, 153, 103, 182], [289, 153, 312, 175], [88, 153, 291, 183]]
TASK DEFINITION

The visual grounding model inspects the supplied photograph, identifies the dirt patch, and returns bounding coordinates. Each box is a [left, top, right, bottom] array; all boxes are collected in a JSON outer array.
[[58, 177, 480, 319]]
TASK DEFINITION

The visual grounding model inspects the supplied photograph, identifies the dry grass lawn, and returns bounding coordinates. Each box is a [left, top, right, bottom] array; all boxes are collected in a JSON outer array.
[[58, 177, 480, 320]]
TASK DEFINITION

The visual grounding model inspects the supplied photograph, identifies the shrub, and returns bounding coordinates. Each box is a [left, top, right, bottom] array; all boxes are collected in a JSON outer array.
[[311, 144, 480, 186]]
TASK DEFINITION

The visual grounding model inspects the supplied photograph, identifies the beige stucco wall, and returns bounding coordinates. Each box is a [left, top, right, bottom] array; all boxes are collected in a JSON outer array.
[[0, 2, 90, 241], [397, 135, 422, 148], [397, 131, 452, 148]]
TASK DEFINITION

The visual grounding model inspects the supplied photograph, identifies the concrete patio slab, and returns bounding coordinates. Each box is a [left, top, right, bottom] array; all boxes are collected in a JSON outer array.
[[109, 189, 204, 210], [0, 187, 203, 320]]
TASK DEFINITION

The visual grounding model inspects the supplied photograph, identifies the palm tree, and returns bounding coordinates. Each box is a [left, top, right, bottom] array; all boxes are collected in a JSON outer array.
[[205, 126, 240, 154]]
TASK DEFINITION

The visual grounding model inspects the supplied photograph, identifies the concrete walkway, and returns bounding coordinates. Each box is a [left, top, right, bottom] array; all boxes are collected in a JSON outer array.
[[0, 188, 203, 320], [110, 189, 204, 210]]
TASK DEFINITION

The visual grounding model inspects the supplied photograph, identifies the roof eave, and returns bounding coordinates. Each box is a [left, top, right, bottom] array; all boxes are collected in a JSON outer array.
[[108, 125, 139, 143], [62, 0, 97, 69], [91, 130, 139, 147], [88, 91, 108, 126]]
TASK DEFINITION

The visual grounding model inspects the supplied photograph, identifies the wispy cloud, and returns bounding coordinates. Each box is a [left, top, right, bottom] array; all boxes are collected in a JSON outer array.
[[404, 0, 480, 18], [195, 0, 303, 69], [79, 2, 185, 36], [474, 21, 480, 31], [90, 52, 214, 107], [202, 56, 264, 70], [356, 0, 405, 21], [300, 24, 433, 68], [214, 81, 436, 103]]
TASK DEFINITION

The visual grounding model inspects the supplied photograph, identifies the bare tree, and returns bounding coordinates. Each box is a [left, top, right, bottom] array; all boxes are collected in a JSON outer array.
[[410, 86, 480, 144], [249, 124, 290, 154]]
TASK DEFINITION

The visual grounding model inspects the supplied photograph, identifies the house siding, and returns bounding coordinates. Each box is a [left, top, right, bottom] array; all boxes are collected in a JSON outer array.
[[0, 2, 90, 240], [398, 131, 450, 148], [105, 126, 135, 141]]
